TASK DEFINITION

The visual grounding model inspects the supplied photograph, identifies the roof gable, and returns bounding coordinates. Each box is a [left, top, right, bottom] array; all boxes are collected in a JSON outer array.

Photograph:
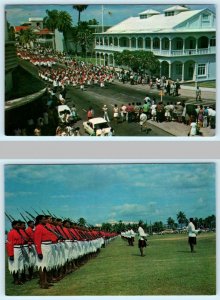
[[174, 9, 215, 30], [106, 8, 215, 34]]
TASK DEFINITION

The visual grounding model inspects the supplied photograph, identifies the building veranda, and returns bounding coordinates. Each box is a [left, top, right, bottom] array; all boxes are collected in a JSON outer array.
[[94, 5, 216, 83]]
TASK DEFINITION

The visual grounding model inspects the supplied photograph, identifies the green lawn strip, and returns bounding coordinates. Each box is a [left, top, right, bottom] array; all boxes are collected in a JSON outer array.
[[5, 233, 216, 296], [182, 81, 216, 88]]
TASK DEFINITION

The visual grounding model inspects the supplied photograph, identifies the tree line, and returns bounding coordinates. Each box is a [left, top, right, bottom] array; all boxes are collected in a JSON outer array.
[[100, 211, 216, 234]]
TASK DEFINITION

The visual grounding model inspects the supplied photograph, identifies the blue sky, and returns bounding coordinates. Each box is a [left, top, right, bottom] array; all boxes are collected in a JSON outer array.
[[5, 163, 215, 229], [5, 4, 215, 27]]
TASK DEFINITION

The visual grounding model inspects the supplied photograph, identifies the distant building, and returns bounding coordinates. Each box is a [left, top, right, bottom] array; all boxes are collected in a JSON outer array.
[[95, 5, 216, 82], [14, 17, 65, 51], [5, 12, 18, 94]]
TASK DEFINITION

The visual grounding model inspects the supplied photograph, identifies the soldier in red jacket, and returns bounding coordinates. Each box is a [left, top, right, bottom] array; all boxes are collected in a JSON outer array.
[[25, 220, 36, 280], [34, 215, 54, 289], [6, 220, 26, 285]]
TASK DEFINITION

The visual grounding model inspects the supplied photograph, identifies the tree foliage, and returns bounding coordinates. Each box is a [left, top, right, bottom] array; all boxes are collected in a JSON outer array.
[[16, 28, 36, 46], [73, 5, 88, 25], [44, 9, 72, 33], [167, 217, 175, 229], [176, 211, 188, 228], [78, 217, 87, 227], [71, 21, 94, 56], [114, 50, 160, 73]]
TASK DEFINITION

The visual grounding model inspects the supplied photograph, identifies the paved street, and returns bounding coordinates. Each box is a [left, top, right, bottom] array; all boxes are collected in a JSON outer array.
[[5, 61, 216, 137]]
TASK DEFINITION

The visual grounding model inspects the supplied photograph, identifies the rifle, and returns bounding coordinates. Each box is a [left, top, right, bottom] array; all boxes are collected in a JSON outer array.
[[17, 209, 31, 223], [44, 225, 64, 240], [5, 212, 14, 222], [31, 207, 40, 216], [24, 210, 36, 220], [41, 209, 47, 215], [47, 209, 57, 219]]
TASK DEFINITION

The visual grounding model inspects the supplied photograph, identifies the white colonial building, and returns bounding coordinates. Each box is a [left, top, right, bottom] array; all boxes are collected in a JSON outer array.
[[94, 5, 216, 82]]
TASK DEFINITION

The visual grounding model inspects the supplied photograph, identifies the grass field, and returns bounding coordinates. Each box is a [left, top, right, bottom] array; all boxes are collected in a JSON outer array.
[[183, 81, 216, 88], [5, 232, 216, 296]]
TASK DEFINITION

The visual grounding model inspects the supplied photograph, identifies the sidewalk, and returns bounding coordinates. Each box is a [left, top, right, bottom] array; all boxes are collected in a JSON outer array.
[[114, 81, 216, 136], [114, 81, 216, 101], [147, 119, 215, 137]]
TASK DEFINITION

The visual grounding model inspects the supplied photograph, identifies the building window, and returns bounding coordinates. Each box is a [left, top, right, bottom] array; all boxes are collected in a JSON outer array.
[[176, 63, 182, 75], [153, 38, 160, 48], [197, 64, 206, 76], [202, 13, 210, 25], [210, 36, 216, 46], [176, 39, 183, 50], [145, 38, 151, 48], [165, 11, 174, 16]]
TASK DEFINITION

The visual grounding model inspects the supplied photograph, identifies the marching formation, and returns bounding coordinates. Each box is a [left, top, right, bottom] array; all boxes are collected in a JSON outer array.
[[6, 211, 117, 289]]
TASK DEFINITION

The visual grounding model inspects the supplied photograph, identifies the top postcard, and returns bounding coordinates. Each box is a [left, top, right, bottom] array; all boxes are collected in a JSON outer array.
[[5, 4, 216, 137]]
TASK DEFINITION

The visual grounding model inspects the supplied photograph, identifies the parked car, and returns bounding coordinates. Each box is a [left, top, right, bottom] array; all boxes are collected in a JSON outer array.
[[83, 117, 111, 136]]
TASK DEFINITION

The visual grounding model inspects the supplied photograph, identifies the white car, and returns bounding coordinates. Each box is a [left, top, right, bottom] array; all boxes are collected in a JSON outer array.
[[57, 105, 71, 123], [83, 117, 111, 136]]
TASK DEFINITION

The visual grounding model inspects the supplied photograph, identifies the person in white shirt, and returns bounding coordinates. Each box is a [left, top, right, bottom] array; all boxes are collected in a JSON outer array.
[[138, 221, 147, 256], [187, 218, 199, 253]]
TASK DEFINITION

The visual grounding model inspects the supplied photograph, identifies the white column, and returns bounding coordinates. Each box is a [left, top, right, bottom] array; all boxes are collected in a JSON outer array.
[[169, 38, 172, 55], [129, 38, 131, 49], [102, 36, 105, 46], [182, 38, 185, 54], [100, 53, 102, 65], [136, 38, 138, 49], [95, 52, 97, 66], [169, 63, 171, 78], [104, 54, 106, 66], [160, 38, 162, 53], [181, 62, 185, 82], [108, 54, 110, 66], [118, 37, 120, 49], [195, 38, 198, 54], [194, 62, 198, 82]]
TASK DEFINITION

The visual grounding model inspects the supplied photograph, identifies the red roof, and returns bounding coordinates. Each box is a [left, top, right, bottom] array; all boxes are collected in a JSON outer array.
[[36, 28, 54, 35], [14, 26, 29, 32]]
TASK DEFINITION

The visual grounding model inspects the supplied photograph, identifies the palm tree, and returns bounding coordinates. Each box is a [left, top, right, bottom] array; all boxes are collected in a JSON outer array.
[[17, 28, 36, 48], [44, 9, 72, 51], [57, 11, 73, 33], [176, 211, 187, 229], [43, 9, 60, 32], [73, 5, 88, 25], [78, 217, 87, 227], [167, 217, 175, 229]]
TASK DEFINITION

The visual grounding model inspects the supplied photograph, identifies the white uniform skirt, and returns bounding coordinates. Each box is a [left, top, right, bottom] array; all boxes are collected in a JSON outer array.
[[8, 245, 29, 274], [28, 244, 37, 267], [35, 243, 53, 271], [72, 241, 80, 260]]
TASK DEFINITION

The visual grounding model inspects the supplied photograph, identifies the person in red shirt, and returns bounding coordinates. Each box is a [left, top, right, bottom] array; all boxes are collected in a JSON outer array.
[[25, 220, 36, 280], [6, 220, 26, 285], [34, 215, 54, 289]]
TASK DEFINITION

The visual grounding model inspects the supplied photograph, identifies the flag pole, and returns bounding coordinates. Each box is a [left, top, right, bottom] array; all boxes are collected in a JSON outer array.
[[102, 5, 104, 33]]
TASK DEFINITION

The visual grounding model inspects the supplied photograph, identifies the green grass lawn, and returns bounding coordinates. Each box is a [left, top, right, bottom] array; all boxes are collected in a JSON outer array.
[[5, 233, 216, 296], [183, 81, 216, 88]]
